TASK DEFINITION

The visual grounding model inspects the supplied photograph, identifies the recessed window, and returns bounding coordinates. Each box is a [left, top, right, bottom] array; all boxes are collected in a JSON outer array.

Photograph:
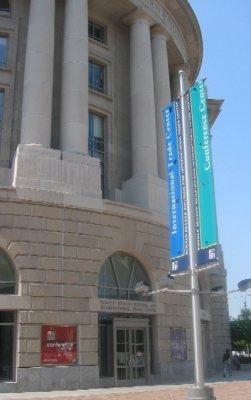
[[0, 37, 8, 67], [88, 113, 105, 193], [0, 92, 4, 144], [88, 20, 105, 44], [89, 60, 105, 94], [0, 0, 10, 13]]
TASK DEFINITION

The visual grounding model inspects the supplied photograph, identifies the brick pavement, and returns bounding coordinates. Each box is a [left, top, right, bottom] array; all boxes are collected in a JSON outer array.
[[3, 380, 251, 400]]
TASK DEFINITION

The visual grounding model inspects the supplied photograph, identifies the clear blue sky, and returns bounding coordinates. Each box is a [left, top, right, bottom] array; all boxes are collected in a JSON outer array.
[[189, 1, 251, 318]]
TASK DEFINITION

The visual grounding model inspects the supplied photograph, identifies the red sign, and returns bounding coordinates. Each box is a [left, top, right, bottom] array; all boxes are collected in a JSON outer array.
[[41, 326, 77, 365]]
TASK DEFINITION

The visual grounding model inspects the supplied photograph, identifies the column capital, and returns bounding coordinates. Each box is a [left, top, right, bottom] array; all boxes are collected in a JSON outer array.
[[150, 25, 170, 41], [122, 8, 155, 26]]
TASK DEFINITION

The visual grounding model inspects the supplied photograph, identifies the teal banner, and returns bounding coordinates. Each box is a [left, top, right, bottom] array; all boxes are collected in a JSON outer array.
[[188, 81, 218, 265]]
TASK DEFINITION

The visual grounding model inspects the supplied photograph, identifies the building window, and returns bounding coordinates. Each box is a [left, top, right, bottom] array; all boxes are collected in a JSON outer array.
[[0, 37, 7, 67], [0, 311, 14, 380], [88, 20, 105, 44], [0, 249, 16, 380], [98, 252, 151, 302], [0, 0, 10, 13], [88, 113, 105, 193], [89, 60, 105, 94]]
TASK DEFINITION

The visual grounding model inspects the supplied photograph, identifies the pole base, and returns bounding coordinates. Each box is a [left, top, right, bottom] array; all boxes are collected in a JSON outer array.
[[186, 386, 216, 400]]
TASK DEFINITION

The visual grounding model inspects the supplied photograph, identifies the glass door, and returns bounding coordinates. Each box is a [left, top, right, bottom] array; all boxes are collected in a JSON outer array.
[[114, 319, 149, 387]]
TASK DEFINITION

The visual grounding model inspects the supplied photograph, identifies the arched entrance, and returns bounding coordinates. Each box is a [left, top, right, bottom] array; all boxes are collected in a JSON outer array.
[[98, 252, 152, 387]]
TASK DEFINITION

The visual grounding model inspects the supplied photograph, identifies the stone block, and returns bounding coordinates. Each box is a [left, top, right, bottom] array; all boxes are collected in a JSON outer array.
[[45, 297, 61, 311], [61, 298, 77, 311], [19, 324, 41, 339], [62, 271, 77, 285], [18, 353, 40, 368], [31, 204, 61, 219], [30, 243, 47, 256], [40, 366, 79, 391], [60, 311, 91, 325], [31, 297, 45, 310], [62, 285, 92, 298], [37, 257, 61, 270], [78, 352, 98, 366], [20, 269, 45, 283], [62, 220, 77, 233], [17, 367, 41, 392], [77, 273, 97, 286], [46, 244, 61, 257], [77, 299, 89, 312], [46, 218, 62, 232], [27, 339, 40, 353], [46, 270, 61, 284], [79, 365, 99, 389], [29, 284, 61, 297], [63, 245, 77, 258], [62, 258, 83, 272], [76, 247, 92, 260], [83, 261, 101, 274]]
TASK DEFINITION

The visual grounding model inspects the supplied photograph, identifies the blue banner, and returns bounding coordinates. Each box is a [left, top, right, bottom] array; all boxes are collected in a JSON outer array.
[[188, 81, 218, 266], [163, 101, 189, 273]]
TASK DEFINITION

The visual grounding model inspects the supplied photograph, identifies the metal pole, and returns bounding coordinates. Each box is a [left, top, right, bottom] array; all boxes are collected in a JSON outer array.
[[179, 71, 215, 399]]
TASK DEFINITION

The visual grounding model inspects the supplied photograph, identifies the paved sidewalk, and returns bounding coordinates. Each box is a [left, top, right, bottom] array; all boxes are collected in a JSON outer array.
[[1, 365, 251, 400]]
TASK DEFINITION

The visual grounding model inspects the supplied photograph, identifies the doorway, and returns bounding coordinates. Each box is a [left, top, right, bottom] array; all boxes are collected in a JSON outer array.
[[113, 319, 149, 387]]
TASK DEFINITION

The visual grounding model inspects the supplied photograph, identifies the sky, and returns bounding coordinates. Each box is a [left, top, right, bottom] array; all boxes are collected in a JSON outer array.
[[188, 1, 251, 318]]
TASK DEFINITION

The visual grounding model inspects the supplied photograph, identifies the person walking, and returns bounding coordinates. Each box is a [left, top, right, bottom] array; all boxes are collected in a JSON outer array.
[[222, 349, 232, 377]]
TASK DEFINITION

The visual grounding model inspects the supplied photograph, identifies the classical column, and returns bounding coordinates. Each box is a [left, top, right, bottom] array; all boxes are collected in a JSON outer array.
[[60, 0, 88, 154], [20, 0, 55, 146], [151, 27, 171, 181], [130, 13, 158, 177]]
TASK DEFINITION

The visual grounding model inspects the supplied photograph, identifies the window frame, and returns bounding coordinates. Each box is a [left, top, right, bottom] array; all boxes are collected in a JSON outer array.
[[88, 59, 106, 94], [0, 0, 10, 13], [98, 252, 151, 302], [88, 19, 106, 45], [0, 36, 8, 68], [88, 111, 105, 195]]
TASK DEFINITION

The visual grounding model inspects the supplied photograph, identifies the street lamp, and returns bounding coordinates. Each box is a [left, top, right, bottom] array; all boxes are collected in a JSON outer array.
[[238, 278, 251, 292]]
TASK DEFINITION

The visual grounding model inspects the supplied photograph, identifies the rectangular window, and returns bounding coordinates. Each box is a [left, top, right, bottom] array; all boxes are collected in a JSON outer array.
[[88, 20, 105, 44], [0, 0, 10, 13], [88, 113, 105, 194], [0, 92, 4, 144], [0, 37, 7, 67], [89, 60, 105, 94]]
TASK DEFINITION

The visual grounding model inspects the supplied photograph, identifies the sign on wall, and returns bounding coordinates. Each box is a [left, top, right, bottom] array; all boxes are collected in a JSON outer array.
[[170, 327, 187, 361], [41, 325, 77, 365]]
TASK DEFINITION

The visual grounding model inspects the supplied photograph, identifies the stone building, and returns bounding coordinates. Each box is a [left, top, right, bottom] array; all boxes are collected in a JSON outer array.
[[0, 0, 230, 393]]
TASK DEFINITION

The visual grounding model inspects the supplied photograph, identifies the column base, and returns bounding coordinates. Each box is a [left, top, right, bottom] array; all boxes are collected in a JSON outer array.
[[122, 174, 168, 215], [185, 386, 216, 400], [1, 144, 102, 199]]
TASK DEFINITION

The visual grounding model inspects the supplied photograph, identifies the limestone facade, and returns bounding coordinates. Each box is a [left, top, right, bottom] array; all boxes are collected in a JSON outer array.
[[0, 0, 230, 393]]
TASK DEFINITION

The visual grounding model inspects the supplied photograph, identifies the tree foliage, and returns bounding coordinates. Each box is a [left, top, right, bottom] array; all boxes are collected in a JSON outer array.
[[230, 308, 251, 354]]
